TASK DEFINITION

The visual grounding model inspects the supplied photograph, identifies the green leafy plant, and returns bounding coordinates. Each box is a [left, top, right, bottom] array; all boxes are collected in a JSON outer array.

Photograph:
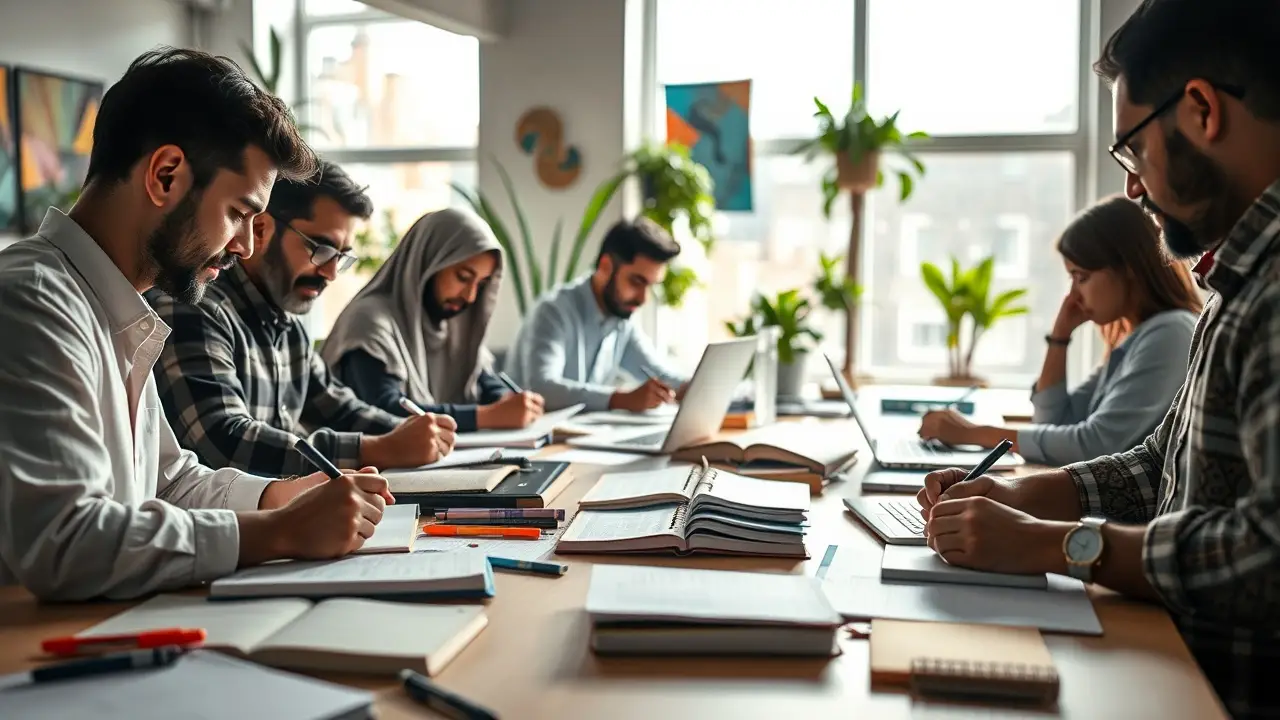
[[452, 158, 626, 316], [630, 142, 716, 253], [813, 251, 861, 313], [795, 84, 928, 216], [240, 26, 325, 139], [657, 266, 701, 309], [352, 209, 399, 275], [920, 256, 1029, 379], [725, 289, 824, 366]]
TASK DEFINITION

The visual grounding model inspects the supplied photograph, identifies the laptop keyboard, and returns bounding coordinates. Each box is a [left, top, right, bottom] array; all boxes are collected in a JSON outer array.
[[882, 500, 926, 536], [615, 431, 667, 447], [886, 437, 948, 459]]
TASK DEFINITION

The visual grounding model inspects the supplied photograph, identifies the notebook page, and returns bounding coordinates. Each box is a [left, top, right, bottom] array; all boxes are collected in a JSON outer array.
[[694, 467, 810, 514], [382, 466, 516, 494], [586, 565, 841, 626], [579, 466, 698, 508], [77, 595, 312, 656], [211, 551, 489, 597], [353, 503, 420, 554], [559, 505, 682, 544]]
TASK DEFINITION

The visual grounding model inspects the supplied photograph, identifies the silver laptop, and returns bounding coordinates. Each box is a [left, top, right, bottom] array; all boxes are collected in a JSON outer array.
[[822, 353, 1024, 471], [566, 338, 757, 455], [843, 495, 928, 545]]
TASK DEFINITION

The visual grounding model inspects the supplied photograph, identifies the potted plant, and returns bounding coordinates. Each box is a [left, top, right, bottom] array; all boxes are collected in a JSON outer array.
[[352, 209, 399, 275], [726, 289, 823, 401], [795, 84, 927, 385], [920, 256, 1029, 386]]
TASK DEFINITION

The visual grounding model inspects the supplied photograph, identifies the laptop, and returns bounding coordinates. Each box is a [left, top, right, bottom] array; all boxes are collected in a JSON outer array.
[[822, 353, 1024, 471], [566, 338, 757, 455], [843, 494, 928, 545]]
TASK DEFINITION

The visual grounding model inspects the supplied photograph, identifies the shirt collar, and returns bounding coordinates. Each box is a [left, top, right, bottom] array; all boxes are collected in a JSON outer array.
[[1203, 179, 1280, 298], [221, 261, 289, 331], [38, 208, 158, 335], [572, 274, 619, 330]]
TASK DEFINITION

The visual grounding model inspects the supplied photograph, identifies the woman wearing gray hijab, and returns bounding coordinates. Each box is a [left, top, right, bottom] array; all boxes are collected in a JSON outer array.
[[322, 208, 545, 431]]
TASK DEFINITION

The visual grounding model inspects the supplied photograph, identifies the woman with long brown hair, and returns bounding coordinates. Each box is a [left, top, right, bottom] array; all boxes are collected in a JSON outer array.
[[918, 194, 1202, 465]]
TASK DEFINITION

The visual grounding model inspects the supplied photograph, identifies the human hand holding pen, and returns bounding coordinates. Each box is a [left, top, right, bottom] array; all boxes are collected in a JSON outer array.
[[363, 401, 457, 468]]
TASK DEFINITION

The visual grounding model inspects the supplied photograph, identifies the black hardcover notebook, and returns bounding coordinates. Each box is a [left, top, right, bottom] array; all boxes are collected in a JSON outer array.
[[398, 461, 574, 510]]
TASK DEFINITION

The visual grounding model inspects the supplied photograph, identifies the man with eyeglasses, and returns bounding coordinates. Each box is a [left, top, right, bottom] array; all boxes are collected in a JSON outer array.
[[147, 159, 457, 478], [911, 1, 1280, 716]]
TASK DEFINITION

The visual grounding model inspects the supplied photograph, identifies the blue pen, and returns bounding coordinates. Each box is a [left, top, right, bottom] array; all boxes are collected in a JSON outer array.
[[32, 646, 187, 683], [488, 556, 568, 576], [400, 668, 498, 720]]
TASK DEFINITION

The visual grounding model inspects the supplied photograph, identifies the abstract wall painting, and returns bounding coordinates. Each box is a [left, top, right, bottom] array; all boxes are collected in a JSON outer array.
[[665, 79, 753, 212], [0, 65, 16, 233], [515, 106, 583, 190], [14, 67, 102, 234]]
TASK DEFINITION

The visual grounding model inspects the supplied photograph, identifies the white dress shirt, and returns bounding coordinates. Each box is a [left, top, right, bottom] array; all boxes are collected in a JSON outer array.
[[0, 209, 275, 601]]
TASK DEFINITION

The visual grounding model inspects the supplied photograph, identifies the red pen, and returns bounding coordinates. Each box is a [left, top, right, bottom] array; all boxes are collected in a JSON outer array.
[[42, 628, 207, 657]]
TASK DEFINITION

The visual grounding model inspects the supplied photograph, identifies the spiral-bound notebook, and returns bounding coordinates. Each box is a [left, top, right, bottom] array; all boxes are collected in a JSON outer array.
[[870, 619, 1059, 705]]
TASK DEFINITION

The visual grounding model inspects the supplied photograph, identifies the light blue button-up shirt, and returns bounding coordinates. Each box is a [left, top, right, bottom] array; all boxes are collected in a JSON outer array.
[[505, 276, 686, 411]]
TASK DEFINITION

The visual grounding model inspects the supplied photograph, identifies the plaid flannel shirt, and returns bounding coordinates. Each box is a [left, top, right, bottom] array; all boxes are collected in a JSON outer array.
[[1064, 181, 1280, 719], [147, 263, 401, 478]]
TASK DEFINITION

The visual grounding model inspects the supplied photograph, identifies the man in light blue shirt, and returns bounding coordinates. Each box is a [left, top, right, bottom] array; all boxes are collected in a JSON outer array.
[[507, 218, 688, 412]]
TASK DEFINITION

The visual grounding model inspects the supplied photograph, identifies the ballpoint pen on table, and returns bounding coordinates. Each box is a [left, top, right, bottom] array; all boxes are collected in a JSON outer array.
[[291, 437, 343, 479], [31, 646, 189, 683], [400, 668, 498, 720]]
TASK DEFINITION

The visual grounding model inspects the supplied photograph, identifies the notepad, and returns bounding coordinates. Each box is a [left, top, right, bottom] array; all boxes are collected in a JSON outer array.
[[881, 545, 1049, 590], [579, 464, 810, 522], [0, 650, 372, 720], [586, 565, 843, 656], [453, 404, 586, 448], [78, 594, 487, 677], [382, 465, 517, 494], [209, 549, 495, 601], [351, 503, 420, 554]]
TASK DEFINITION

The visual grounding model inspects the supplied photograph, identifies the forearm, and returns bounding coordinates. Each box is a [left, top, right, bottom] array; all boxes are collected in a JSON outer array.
[[528, 372, 614, 411], [1011, 468, 1084, 522], [1034, 344, 1070, 393]]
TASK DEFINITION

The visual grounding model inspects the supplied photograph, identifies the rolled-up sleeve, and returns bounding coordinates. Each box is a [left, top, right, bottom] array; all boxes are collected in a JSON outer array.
[[0, 281, 262, 601]]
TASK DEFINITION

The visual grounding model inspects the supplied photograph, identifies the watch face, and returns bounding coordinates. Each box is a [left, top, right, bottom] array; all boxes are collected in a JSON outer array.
[[1067, 527, 1103, 563]]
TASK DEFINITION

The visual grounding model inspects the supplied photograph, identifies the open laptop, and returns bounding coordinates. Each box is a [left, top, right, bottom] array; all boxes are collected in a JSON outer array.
[[566, 338, 757, 455], [843, 494, 928, 545], [822, 353, 1024, 471]]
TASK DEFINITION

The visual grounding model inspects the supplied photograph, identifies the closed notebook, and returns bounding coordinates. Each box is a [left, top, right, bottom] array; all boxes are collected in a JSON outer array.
[[77, 594, 488, 677], [587, 565, 842, 657], [209, 549, 495, 601], [382, 465, 517, 494], [881, 545, 1049, 590], [672, 422, 859, 478], [578, 463, 809, 523], [869, 619, 1059, 703]]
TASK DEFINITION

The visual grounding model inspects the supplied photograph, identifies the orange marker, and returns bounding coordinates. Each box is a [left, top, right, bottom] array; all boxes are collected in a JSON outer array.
[[42, 628, 207, 657], [424, 525, 541, 540]]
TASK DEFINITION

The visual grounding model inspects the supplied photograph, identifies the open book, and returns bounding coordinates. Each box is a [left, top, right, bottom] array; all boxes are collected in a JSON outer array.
[[579, 461, 809, 524], [77, 594, 487, 677], [558, 463, 808, 558], [210, 549, 495, 600], [671, 422, 859, 480], [382, 465, 518, 495]]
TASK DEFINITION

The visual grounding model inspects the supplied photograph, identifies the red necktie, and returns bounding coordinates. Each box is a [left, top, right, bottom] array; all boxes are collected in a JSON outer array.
[[1192, 250, 1215, 278]]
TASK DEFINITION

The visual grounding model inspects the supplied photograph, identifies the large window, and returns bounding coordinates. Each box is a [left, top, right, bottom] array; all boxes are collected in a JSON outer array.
[[259, 0, 480, 336], [654, 0, 1088, 385]]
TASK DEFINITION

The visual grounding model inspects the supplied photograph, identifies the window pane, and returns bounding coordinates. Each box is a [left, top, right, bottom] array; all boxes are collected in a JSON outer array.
[[305, 0, 374, 16], [305, 21, 479, 148], [311, 161, 478, 337], [862, 152, 1074, 379], [867, 0, 1080, 135], [655, 0, 854, 140]]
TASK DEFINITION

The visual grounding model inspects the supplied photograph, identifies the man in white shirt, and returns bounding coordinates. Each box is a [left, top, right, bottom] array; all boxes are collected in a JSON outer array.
[[0, 48, 393, 601]]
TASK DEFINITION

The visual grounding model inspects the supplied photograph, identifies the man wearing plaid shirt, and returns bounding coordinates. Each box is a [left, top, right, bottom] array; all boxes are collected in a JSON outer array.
[[147, 161, 456, 478], [915, 1, 1280, 716]]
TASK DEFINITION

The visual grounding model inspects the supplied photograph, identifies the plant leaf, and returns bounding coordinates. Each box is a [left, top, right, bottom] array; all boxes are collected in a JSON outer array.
[[493, 158, 541, 298], [920, 262, 953, 310], [546, 218, 564, 292], [568, 169, 628, 282], [897, 171, 914, 202], [267, 26, 283, 93]]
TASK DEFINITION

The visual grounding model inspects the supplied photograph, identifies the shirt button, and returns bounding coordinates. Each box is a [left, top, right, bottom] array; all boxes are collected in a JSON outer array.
[[279, 404, 289, 416]]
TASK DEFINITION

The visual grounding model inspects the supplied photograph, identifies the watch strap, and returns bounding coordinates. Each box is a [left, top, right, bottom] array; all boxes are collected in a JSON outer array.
[[1045, 334, 1071, 346]]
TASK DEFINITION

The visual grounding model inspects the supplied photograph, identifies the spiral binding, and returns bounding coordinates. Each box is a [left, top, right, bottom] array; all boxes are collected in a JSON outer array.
[[910, 658, 1059, 682], [668, 502, 691, 531], [680, 465, 702, 495]]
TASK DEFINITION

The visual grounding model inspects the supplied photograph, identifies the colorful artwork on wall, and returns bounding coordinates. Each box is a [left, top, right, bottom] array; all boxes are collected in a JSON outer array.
[[15, 67, 102, 234], [665, 79, 752, 212], [0, 65, 16, 233], [515, 106, 582, 190]]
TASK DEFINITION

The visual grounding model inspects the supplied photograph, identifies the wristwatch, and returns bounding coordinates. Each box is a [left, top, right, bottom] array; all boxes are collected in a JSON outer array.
[[1063, 517, 1106, 583], [1044, 334, 1071, 346]]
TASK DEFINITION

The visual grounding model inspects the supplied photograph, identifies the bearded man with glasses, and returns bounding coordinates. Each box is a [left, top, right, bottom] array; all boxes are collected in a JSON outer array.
[[147, 159, 457, 480]]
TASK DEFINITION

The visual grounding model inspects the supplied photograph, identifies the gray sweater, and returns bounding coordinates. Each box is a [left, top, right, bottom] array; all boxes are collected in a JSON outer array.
[[1018, 309, 1198, 466]]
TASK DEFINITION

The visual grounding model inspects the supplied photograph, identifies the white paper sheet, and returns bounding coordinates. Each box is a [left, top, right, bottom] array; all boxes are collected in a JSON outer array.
[[453, 404, 586, 448], [540, 448, 652, 467]]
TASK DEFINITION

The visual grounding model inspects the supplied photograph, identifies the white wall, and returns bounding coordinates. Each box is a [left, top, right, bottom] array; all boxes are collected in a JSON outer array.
[[477, 0, 643, 349]]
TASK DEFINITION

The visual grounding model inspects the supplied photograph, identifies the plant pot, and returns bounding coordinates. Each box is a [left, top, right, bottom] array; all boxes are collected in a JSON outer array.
[[933, 375, 990, 388], [836, 150, 880, 192], [776, 352, 810, 402]]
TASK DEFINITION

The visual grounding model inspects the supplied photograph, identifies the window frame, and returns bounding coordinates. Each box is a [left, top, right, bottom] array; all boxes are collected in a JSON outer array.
[[644, 0, 1101, 388]]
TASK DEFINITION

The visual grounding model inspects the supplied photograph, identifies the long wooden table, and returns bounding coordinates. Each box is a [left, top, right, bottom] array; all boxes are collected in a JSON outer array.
[[0, 429, 1228, 719]]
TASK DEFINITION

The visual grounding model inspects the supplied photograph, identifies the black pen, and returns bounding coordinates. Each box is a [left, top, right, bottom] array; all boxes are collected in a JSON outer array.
[[962, 438, 1014, 482], [32, 646, 187, 683], [291, 437, 343, 479], [400, 668, 498, 720], [497, 371, 523, 394]]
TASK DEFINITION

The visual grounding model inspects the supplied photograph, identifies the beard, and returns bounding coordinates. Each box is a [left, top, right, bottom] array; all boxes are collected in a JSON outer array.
[[146, 190, 232, 304], [259, 229, 327, 315], [601, 268, 639, 319], [423, 275, 469, 322], [1142, 130, 1239, 259]]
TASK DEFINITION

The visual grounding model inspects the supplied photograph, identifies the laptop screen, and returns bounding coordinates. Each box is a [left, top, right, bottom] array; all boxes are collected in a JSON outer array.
[[821, 353, 879, 455]]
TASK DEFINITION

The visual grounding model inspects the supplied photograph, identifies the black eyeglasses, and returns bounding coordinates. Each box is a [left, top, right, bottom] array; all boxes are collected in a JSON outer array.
[[1109, 83, 1245, 174], [276, 216, 359, 273]]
